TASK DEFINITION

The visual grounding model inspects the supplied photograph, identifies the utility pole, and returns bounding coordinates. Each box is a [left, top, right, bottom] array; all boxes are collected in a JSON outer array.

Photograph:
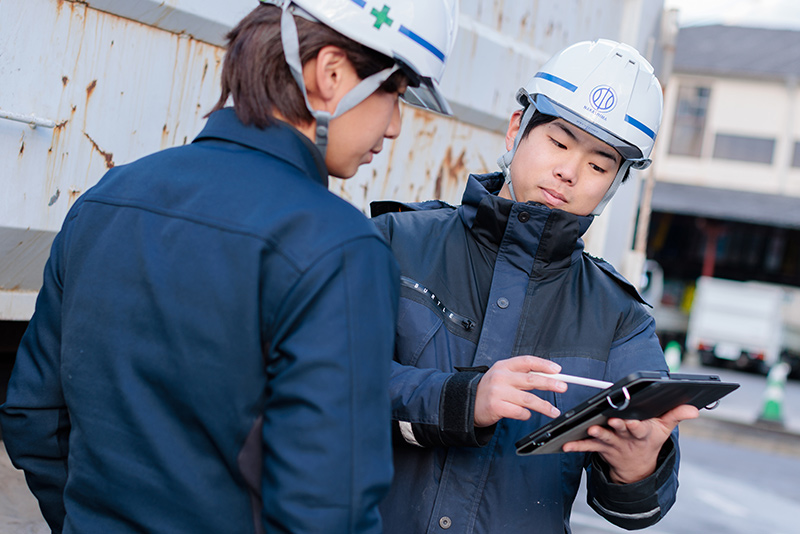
[[627, 8, 679, 287]]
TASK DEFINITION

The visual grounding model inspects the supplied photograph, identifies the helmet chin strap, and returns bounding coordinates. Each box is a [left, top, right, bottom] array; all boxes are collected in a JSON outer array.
[[591, 154, 652, 214], [279, 3, 398, 160], [590, 160, 632, 215], [497, 104, 537, 202]]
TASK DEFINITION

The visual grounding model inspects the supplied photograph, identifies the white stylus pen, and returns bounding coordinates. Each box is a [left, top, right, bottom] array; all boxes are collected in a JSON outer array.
[[529, 372, 613, 389]]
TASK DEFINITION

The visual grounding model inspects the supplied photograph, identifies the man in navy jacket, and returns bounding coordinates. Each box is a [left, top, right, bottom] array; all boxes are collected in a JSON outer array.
[[373, 40, 699, 533], [0, 1, 458, 532]]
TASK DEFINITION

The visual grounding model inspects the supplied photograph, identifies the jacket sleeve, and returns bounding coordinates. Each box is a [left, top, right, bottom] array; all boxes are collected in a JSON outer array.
[[390, 362, 494, 448], [372, 214, 494, 449], [260, 236, 399, 534], [585, 317, 681, 530], [0, 228, 70, 533]]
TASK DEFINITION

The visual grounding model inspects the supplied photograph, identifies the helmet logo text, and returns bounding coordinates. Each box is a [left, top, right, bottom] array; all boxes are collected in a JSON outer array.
[[370, 5, 394, 29], [590, 86, 617, 113]]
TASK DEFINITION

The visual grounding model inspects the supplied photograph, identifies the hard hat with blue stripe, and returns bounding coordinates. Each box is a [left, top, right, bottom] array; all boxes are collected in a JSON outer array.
[[498, 39, 664, 215]]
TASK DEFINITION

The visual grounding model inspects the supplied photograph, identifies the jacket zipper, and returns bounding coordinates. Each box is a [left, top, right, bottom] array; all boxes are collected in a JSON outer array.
[[400, 276, 475, 331]]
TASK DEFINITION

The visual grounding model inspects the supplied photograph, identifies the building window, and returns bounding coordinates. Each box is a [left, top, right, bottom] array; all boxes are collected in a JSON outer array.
[[713, 133, 775, 164], [668, 85, 710, 157], [792, 141, 800, 167]]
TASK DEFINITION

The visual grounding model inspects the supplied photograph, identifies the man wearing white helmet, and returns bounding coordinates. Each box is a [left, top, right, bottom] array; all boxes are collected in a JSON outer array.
[[371, 39, 698, 533], [0, 1, 457, 533]]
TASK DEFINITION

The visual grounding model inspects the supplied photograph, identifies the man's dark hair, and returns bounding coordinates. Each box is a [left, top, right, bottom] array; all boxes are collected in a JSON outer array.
[[519, 107, 630, 182], [520, 108, 558, 140], [209, 4, 407, 128]]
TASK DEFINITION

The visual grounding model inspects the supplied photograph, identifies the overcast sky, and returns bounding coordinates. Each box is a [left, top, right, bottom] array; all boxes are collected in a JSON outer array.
[[664, 0, 800, 29]]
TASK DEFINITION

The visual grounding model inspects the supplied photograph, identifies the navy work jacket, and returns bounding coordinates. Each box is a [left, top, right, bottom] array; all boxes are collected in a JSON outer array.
[[0, 109, 399, 534], [372, 173, 679, 534]]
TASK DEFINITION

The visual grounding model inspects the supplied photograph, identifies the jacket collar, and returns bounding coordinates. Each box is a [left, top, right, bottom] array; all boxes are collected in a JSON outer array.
[[193, 108, 328, 187], [459, 172, 594, 269]]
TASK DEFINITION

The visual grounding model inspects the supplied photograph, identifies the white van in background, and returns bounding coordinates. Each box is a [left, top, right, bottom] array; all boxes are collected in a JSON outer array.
[[685, 277, 800, 375]]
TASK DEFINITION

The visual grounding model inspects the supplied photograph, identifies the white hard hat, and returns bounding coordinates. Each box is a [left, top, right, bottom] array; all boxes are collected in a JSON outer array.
[[498, 39, 663, 215], [262, 0, 459, 157], [291, 0, 459, 115]]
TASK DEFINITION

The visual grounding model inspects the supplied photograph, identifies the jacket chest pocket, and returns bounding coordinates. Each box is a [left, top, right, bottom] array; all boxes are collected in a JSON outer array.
[[395, 301, 481, 371], [396, 277, 480, 369], [395, 299, 444, 367]]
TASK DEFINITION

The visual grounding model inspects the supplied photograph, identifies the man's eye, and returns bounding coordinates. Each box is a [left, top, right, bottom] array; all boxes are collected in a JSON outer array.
[[590, 163, 607, 173], [550, 137, 567, 149]]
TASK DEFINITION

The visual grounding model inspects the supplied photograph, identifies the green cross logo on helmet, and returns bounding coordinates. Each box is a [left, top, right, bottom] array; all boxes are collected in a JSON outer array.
[[370, 5, 393, 29]]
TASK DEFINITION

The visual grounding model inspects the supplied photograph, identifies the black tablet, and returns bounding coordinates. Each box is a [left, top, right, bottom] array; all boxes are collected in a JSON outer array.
[[515, 370, 740, 456]]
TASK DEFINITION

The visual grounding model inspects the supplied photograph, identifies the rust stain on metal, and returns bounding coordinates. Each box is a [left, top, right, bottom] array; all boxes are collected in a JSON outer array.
[[86, 79, 97, 99], [62, 75, 69, 87], [47, 120, 67, 162], [411, 107, 437, 128], [69, 188, 82, 204], [83, 132, 115, 169], [18, 133, 24, 157], [434, 146, 467, 199], [212, 53, 224, 78], [494, 0, 506, 31], [153, 6, 178, 27]]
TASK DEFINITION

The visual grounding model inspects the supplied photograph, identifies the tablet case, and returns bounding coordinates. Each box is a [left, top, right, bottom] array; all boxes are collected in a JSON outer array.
[[515, 370, 740, 456]]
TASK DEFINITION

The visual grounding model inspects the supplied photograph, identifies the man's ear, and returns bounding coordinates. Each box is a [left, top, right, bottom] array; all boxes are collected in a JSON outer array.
[[303, 45, 353, 113], [505, 110, 524, 151]]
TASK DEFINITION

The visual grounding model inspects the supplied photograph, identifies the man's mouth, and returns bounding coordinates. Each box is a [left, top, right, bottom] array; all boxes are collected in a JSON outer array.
[[541, 188, 567, 205]]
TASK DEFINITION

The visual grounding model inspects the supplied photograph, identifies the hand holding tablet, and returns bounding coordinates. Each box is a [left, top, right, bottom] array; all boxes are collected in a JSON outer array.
[[515, 371, 740, 456]]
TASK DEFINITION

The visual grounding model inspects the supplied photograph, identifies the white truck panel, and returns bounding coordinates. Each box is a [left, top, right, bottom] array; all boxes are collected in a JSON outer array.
[[1, 0, 226, 318], [687, 277, 785, 367], [1, 0, 666, 320]]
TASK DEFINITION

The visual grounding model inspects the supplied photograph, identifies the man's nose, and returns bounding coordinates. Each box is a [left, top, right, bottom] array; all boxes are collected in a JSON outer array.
[[384, 100, 402, 140], [554, 155, 579, 184]]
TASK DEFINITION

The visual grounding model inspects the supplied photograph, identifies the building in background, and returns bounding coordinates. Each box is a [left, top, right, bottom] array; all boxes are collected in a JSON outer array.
[[645, 24, 800, 355]]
